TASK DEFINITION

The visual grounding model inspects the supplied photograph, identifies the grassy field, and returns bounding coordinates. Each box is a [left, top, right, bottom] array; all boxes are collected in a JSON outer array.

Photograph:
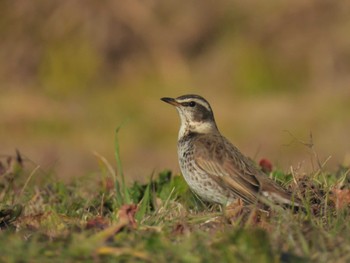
[[1, 137, 350, 263], [2, 2, 350, 261]]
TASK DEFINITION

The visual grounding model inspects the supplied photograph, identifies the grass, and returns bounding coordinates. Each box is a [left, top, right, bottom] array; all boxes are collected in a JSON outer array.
[[1, 144, 350, 263]]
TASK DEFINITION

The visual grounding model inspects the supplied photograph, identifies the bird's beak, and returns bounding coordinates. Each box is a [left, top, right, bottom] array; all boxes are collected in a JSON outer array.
[[161, 97, 181, 106]]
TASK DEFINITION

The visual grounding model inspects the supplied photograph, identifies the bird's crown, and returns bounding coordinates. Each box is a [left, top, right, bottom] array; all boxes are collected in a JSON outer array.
[[175, 94, 212, 111]]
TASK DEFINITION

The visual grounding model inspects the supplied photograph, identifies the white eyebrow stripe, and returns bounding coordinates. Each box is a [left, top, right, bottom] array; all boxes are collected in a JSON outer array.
[[194, 100, 211, 112], [179, 98, 212, 112]]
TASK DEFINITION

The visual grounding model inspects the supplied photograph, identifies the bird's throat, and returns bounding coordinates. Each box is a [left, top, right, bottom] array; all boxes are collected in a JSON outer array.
[[178, 121, 218, 140]]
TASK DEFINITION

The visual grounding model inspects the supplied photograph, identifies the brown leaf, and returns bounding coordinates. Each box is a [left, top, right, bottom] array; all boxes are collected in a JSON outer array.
[[172, 222, 190, 236], [224, 198, 245, 223], [331, 188, 350, 210], [86, 216, 110, 230], [245, 209, 271, 231], [87, 204, 139, 242], [118, 204, 138, 229]]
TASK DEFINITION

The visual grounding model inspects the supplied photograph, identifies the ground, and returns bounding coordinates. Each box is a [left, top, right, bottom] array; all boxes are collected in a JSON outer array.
[[1, 150, 350, 262]]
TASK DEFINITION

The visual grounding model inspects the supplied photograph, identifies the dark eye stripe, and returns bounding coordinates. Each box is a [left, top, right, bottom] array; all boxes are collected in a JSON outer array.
[[182, 101, 212, 112], [181, 102, 192, 107]]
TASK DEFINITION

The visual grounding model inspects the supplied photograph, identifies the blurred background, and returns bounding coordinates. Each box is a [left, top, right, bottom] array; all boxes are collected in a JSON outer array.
[[1, 0, 350, 181]]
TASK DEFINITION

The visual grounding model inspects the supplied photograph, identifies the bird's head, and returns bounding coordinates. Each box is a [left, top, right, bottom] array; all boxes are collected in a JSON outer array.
[[161, 94, 218, 137]]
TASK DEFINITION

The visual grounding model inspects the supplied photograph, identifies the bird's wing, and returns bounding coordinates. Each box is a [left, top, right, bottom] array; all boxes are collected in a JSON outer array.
[[193, 135, 261, 204], [194, 134, 301, 207]]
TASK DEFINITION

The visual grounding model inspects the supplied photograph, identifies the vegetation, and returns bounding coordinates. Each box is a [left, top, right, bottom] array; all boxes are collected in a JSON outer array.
[[1, 140, 350, 262], [1, 1, 350, 262]]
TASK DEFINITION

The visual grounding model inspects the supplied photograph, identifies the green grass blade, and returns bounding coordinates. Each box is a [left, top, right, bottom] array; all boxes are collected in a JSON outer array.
[[114, 178, 123, 207], [135, 175, 152, 223], [115, 124, 131, 204]]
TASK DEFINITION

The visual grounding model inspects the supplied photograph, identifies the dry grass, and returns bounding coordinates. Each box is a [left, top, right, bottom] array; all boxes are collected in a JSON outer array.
[[1, 150, 350, 262]]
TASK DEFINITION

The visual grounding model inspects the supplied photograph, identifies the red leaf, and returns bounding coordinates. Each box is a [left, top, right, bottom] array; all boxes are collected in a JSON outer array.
[[259, 158, 273, 173]]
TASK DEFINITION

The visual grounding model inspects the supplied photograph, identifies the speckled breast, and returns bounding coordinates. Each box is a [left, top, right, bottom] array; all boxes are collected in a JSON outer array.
[[177, 138, 236, 205]]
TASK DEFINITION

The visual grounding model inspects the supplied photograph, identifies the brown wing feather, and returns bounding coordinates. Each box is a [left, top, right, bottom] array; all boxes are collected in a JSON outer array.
[[193, 133, 299, 206], [193, 134, 261, 204]]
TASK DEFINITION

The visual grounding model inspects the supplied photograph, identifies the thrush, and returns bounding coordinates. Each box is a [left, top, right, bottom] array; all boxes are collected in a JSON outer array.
[[161, 94, 301, 208]]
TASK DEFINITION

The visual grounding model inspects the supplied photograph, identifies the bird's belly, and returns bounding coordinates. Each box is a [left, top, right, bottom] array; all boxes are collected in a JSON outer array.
[[178, 145, 236, 205]]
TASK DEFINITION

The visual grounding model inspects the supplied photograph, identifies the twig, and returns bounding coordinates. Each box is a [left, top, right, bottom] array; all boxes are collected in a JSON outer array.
[[19, 165, 40, 198], [283, 130, 323, 171]]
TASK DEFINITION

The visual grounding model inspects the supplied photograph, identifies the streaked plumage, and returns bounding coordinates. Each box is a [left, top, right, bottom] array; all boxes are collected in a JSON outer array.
[[161, 94, 301, 207]]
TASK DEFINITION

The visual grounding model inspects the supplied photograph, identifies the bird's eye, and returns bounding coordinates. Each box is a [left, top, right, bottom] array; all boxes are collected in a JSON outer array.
[[189, 101, 196, 107]]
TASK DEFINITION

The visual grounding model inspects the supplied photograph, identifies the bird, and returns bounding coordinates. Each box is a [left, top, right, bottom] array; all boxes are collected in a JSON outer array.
[[161, 94, 301, 208]]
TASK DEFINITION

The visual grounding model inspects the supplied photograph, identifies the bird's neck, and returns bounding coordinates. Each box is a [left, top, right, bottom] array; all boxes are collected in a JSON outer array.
[[178, 120, 219, 140]]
